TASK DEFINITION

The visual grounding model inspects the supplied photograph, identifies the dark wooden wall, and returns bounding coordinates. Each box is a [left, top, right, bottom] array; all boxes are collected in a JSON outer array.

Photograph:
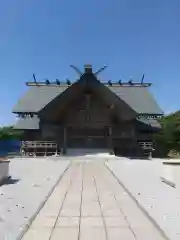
[[27, 92, 153, 155], [65, 93, 111, 127]]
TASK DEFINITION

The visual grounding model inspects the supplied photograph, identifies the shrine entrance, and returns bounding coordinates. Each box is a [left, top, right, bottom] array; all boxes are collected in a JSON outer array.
[[66, 127, 109, 149]]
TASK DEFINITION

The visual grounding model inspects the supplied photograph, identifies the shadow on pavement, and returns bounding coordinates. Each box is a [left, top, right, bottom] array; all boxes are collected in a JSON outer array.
[[0, 176, 20, 186]]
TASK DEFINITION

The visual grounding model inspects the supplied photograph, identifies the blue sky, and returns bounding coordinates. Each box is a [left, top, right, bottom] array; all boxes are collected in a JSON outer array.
[[0, 0, 180, 125]]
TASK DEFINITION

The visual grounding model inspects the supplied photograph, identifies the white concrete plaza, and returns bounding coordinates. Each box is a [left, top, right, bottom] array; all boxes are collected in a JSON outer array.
[[0, 157, 70, 240], [22, 160, 165, 240]]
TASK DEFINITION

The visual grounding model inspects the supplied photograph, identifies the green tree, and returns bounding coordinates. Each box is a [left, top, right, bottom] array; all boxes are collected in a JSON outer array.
[[0, 126, 23, 140], [154, 111, 180, 156]]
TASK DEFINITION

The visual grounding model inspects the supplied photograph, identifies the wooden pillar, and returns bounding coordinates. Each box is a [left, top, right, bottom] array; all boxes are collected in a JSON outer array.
[[108, 126, 113, 154], [63, 126, 67, 154], [57, 127, 61, 154]]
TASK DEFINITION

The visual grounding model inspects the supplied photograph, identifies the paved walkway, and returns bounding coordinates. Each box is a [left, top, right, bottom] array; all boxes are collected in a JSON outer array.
[[22, 161, 165, 240], [106, 159, 180, 240], [0, 158, 70, 240]]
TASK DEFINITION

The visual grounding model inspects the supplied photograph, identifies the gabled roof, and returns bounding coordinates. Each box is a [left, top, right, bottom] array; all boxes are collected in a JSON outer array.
[[14, 116, 39, 129], [13, 116, 161, 130], [13, 85, 68, 113], [137, 118, 161, 129], [12, 79, 163, 116], [38, 75, 136, 121], [109, 85, 163, 115]]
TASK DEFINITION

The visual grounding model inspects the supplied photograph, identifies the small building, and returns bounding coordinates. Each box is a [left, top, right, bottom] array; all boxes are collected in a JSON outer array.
[[13, 65, 163, 157]]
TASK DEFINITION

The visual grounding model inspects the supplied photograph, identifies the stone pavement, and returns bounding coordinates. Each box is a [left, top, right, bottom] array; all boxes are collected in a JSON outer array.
[[106, 159, 180, 240], [0, 158, 70, 240], [22, 160, 165, 240]]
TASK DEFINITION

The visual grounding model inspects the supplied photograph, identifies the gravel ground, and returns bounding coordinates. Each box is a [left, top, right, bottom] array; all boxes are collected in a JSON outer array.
[[0, 157, 70, 240], [106, 158, 180, 240]]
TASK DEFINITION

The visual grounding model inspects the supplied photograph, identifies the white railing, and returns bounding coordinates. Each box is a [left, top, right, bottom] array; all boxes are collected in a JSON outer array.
[[138, 141, 153, 150], [21, 141, 58, 157]]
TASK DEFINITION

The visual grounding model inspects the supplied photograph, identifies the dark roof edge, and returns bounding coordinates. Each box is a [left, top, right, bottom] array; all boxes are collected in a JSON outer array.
[[26, 81, 152, 87], [137, 113, 164, 117], [26, 82, 71, 87]]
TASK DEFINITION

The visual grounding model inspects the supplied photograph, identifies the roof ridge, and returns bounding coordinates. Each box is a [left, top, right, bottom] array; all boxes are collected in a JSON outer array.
[[106, 84, 151, 87], [26, 82, 151, 87]]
